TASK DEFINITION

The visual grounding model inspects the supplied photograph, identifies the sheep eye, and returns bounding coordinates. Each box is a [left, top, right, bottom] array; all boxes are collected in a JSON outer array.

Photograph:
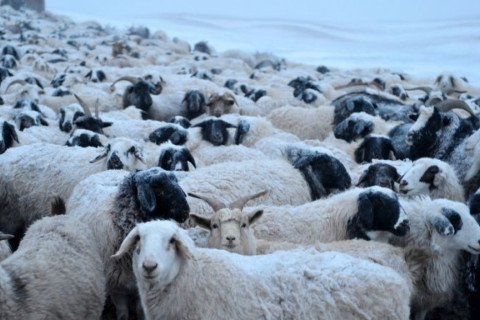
[[212, 223, 218, 229], [241, 223, 247, 228], [169, 237, 176, 244]]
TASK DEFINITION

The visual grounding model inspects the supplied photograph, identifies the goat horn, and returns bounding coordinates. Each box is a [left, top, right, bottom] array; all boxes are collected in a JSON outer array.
[[110, 76, 139, 88], [404, 86, 433, 94], [229, 190, 268, 210], [94, 98, 100, 118], [187, 193, 226, 212], [5, 79, 27, 93], [0, 232, 14, 241], [334, 81, 367, 90], [435, 99, 478, 118], [74, 94, 92, 117]]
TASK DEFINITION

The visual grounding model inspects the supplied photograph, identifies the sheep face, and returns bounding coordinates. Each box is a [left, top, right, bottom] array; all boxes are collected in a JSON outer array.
[[59, 104, 85, 133], [0, 120, 19, 154], [429, 200, 480, 254], [149, 124, 188, 146], [333, 95, 377, 125], [13, 98, 42, 113], [434, 74, 464, 95], [0, 67, 13, 84], [113, 220, 194, 287], [354, 135, 397, 164], [158, 145, 196, 171], [14, 110, 48, 131], [206, 93, 237, 118], [132, 168, 190, 223], [389, 85, 408, 101], [407, 106, 443, 159], [169, 116, 191, 129], [334, 114, 374, 143], [85, 69, 106, 83], [122, 80, 153, 117], [66, 129, 103, 148], [190, 209, 263, 255], [398, 159, 450, 196], [0, 54, 18, 69], [350, 187, 409, 240], [192, 119, 236, 146], [73, 116, 112, 135], [357, 163, 400, 190], [182, 90, 206, 120], [2, 45, 19, 60], [90, 138, 145, 170]]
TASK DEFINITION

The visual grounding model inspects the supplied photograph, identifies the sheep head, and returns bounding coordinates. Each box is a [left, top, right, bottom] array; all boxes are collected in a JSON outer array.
[[90, 137, 146, 170], [357, 163, 400, 190], [206, 92, 237, 117], [189, 190, 266, 255]]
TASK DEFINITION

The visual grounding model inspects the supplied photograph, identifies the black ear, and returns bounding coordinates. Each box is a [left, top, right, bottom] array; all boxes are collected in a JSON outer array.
[[419, 165, 439, 185], [135, 176, 157, 216], [442, 208, 463, 234], [98, 71, 106, 82], [4, 121, 19, 144], [356, 169, 369, 187], [101, 121, 113, 128], [432, 214, 455, 236], [39, 116, 49, 126], [183, 149, 196, 169], [85, 70, 92, 78], [189, 214, 211, 230], [354, 145, 366, 164], [357, 192, 374, 231], [192, 122, 206, 129]]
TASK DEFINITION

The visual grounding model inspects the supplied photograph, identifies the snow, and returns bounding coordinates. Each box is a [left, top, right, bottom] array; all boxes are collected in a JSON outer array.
[[46, 0, 480, 84]]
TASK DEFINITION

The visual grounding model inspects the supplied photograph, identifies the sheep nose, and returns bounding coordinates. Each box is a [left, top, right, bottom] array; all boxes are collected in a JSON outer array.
[[142, 261, 158, 274], [226, 236, 236, 242]]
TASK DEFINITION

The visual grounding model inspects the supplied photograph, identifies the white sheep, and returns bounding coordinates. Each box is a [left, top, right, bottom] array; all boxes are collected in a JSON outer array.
[[0, 140, 147, 249], [251, 186, 409, 244], [0, 215, 106, 319], [266, 104, 335, 140], [397, 157, 465, 202], [113, 219, 412, 320], [392, 197, 480, 320], [67, 167, 190, 320]]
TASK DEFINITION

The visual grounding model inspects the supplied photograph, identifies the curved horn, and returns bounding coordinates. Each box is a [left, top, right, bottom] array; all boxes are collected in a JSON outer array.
[[94, 98, 100, 118], [110, 76, 139, 88], [229, 190, 268, 210], [187, 193, 226, 212], [74, 94, 92, 117], [5, 79, 27, 93], [404, 86, 433, 94], [0, 232, 13, 241], [334, 81, 367, 90], [435, 99, 478, 118]]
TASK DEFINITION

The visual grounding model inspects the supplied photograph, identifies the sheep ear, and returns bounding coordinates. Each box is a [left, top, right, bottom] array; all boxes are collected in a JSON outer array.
[[173, 233, 194, 260], [441, 208, 463, 234], [39, 116, 49, 126], [112, 227, 139, 259], [431, 214, 455, 237], [248, 210, 263, 225], [356, 169, 369, 187], [4, 122, 19, 143], [135, 177, 157, 216], [420, 165, 441, 187], [189, 214, 211, 230], [101, 121, 113, 128], [357, 192, 374, 230], [89, 146, 109, 163]]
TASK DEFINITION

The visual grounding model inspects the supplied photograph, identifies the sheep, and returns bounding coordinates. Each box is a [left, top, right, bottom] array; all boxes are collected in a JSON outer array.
[[182, 89, 206, 119], [188, 190, 267, 255], [397, 157, 465, 202], [390, 197, 480, 320], [266, 105, 335, 140], [113, 219, 412, 320], [58, 103, 85, 132], [331, 90, 418, 125], [356, 162, 401, 190], [251, 186, 409, 245], [0, 140, 147, 250], [205, 92, 239, 117], [0, 233, 12, 262], [67, 167, 190, 320], [407, 103, 479, 180], [0, 117, 19, 154], [0, 214, 106, 320]]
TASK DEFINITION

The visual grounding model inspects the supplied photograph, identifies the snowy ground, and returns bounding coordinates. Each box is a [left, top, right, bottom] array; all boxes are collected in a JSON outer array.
[[47, 0, 480, 84]]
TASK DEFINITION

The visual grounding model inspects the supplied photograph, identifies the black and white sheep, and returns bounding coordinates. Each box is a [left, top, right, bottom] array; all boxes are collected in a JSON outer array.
[[67, 168, 190, 320]]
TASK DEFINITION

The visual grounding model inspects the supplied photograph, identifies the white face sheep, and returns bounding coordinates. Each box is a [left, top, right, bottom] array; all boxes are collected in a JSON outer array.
[[189, 190, 266, 255], [113, 220, 412, 320], [397, 157, 465, 202], [90, 137, 146, 170]]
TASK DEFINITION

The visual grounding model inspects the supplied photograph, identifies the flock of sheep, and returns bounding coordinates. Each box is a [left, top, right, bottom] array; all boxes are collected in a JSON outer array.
[[1, 4, 480, 320]]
